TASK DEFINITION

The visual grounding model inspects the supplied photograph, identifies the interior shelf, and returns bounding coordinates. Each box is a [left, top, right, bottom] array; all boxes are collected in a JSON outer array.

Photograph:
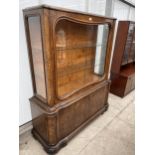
[[56, 44, 104, 51], [120, 63, 135, 77], [58, 73, 102, 97]]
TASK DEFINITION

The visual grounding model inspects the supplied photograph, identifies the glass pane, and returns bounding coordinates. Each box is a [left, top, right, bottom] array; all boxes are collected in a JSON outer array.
[[130, 34, 135, 61], [28, 16, 46, 98], [129, 24, 135, 63], [122, 23, 135, 65], [55, 19, 109, 98]]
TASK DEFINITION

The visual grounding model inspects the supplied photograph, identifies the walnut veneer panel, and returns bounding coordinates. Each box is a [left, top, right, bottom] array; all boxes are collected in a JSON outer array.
[[58, 85, 108, 139]]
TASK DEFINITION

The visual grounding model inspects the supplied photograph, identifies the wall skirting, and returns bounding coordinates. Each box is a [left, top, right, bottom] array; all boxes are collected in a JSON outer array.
[[19, 121, 33, 135]]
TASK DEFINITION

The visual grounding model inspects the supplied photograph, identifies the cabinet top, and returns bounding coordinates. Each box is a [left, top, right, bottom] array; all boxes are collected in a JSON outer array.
[[119, 20, 135, 23], [23, 4, 116, 20]]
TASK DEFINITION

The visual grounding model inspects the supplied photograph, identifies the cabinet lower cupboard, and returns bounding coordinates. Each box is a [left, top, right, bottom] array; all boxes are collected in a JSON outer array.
[[23, 5, 116, 153]]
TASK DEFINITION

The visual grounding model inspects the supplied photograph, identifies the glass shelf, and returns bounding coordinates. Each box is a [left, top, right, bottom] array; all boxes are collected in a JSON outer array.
[[55, 43, 104, 51]]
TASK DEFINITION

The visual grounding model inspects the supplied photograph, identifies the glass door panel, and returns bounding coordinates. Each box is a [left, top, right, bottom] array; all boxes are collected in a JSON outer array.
[[122, 23, 135, 65], [55, 19, 109, 98], [129, 30, 135, 63]]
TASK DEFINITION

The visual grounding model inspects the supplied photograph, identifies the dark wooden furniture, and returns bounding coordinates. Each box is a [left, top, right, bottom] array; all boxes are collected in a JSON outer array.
[[23, 5, 116, 154], [110, 21, 135, 97]]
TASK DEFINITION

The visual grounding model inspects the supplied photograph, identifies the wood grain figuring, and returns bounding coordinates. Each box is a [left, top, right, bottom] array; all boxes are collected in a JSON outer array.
[[23, 5, 116, 154], [41, 9, 55, 105], [58, 85, 108, 139], [111, 21, 129, 74], [30, 81, 109, 147], [120, 63, 135, 77]]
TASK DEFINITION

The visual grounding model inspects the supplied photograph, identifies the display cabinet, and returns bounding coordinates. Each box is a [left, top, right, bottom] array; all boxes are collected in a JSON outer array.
[[23, 5, 116, 153], [110, 21, 135, 97]]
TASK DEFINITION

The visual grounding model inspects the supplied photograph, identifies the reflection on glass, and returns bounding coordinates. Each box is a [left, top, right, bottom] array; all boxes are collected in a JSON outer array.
[[28, 16, 46, 98], [94, 24, 109, 75], [122, 24, 135, 65], [55, 20, 109, 98]]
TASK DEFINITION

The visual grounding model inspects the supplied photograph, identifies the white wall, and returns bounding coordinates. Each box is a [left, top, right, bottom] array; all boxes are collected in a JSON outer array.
[[19, 0, 40, 126], [19, 0, 135, 126], [41, 0, 87, 11]]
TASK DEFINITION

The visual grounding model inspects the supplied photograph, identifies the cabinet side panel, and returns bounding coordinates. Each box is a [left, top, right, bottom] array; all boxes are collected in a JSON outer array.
[[28, 16, 46, 99], [30, 101, 49, 142], [30, 98, 58, 145], [111, 22, 129, 74]]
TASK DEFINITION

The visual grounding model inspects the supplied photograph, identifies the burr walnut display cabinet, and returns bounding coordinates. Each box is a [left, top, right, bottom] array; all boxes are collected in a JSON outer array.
[[23, 5, 116, 154], [110, 21, 135, 97]]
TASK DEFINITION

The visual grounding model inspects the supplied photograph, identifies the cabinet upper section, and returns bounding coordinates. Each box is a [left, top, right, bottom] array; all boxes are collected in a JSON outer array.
[[23, 5, 116, 105]]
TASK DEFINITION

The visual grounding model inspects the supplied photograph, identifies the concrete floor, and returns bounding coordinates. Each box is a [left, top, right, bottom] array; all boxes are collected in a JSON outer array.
[[20, 91, 135, 155]]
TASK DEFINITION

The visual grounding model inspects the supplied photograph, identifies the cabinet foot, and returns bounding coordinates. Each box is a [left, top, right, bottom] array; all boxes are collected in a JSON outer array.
[[32, 129, 68, 154], [101, 102, 109, 115]]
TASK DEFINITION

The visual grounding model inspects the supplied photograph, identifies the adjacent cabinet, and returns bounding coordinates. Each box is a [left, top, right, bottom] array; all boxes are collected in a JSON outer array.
[[110, 21, 135, 97], [23, 5, 116, 153]]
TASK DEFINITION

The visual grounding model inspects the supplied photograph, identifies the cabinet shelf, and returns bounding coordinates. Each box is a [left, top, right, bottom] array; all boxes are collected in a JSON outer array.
[[120, 63, 135, 77], [56, 44, 104, 51], [58, 73, 102, 97]]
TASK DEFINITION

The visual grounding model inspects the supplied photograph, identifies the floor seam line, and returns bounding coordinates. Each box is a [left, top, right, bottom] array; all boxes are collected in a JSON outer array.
[[78, 100, 134, 154]]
